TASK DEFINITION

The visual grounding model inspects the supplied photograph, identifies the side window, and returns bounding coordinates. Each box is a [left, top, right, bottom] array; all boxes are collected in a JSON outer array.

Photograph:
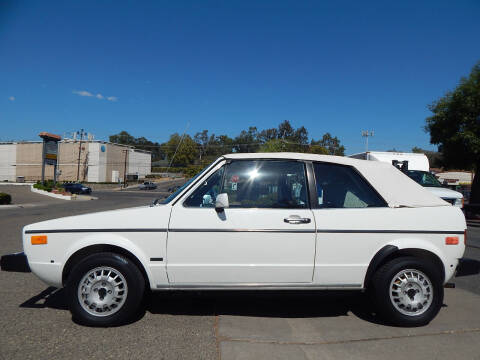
[[313, 163, 386, 208], [184, 167, 224, 207], [222, 160, 308, 209]]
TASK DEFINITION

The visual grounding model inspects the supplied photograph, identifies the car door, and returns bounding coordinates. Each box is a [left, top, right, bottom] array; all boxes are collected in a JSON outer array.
[[309, 162, 390, 287], [167, 159, 316, 284]]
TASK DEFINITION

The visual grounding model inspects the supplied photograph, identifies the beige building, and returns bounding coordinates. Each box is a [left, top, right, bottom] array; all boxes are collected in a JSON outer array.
[[0, 140, 151, 183]]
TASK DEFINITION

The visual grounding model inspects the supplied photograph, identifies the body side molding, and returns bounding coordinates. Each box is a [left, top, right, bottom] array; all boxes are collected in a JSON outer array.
[[25, 228, 464, 235], [25, 228, 168, 234]]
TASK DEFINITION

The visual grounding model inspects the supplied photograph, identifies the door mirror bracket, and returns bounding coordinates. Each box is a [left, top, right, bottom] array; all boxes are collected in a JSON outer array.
[[215, 193, 229, 212]]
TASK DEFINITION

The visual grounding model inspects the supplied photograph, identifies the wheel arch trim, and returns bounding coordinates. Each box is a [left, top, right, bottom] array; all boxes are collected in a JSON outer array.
[[61, 234, 153, 288], [364, 240, 448, 287]]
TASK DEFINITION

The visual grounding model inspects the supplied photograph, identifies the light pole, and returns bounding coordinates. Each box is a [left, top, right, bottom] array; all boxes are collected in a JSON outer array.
[[76, 129, 85, 182], [361, 130, 374, 155]]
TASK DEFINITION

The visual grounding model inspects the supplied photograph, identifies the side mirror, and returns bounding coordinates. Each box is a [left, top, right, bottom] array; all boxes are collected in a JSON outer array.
[[215, 193, 229, 212]]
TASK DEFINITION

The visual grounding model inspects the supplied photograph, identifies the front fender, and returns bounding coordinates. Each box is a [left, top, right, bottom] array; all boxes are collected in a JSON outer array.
[[63, 233, 154, 288]]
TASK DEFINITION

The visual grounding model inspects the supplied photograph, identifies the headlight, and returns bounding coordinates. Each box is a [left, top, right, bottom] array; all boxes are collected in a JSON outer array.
[[454, 198, 463, 207]]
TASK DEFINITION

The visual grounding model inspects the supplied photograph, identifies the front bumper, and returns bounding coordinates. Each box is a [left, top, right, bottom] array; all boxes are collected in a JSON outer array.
[[0, 252, 31, 272], [455, 258, 480, 277]]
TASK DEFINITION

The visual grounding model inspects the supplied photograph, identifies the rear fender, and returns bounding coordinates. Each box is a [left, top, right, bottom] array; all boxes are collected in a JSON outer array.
[[364, 237, 451, 287]]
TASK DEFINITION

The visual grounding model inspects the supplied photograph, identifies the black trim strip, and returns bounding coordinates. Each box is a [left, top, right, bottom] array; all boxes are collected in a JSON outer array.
[[169, 229, 316, 233], [316, 229, 464, 234], [150, 257, 164, 262], [24, 228, 464, 235], [25, 228, 167, 234]]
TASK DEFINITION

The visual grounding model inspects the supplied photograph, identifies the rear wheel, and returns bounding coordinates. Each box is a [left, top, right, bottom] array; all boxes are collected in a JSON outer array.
[[371, 256, 443, 326], [66, 252, 145, 327]]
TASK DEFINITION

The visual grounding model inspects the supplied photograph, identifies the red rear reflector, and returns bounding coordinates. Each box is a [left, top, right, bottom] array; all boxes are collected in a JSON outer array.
[[445, 236, 459, 245], [464, 229, 467, 245], [31, 235, 47, 245]]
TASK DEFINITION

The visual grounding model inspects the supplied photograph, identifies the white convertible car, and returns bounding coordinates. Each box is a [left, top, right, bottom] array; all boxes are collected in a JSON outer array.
[[1, 153, 468, 327]]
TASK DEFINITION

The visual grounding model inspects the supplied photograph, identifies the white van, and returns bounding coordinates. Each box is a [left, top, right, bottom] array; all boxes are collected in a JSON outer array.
[[349, 151, 463, 207]]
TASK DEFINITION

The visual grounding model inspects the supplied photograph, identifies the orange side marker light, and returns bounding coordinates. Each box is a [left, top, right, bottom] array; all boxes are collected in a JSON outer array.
[[31, 235, 47, 245], [445, 236, 459, 245]]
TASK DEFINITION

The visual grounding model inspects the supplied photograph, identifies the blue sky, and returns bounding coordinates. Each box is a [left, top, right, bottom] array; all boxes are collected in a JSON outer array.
[[1, 0, 479, 154]]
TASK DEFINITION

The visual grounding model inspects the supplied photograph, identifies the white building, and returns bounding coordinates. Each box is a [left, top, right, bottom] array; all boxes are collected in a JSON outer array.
[[0, 140, 151, 183]]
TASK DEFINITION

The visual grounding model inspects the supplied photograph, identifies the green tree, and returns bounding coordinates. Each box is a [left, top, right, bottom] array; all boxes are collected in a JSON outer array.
[[109, 131, 136, 145], [234, 127, 261, 153], [307, 144, 329, 155], [425, 61, 480, 202], [109, 131, 164, 160], [164, 133, 198, 167], [215, 135, 234, 157], [310, 133, 345, 156], [259, 139, 289, 152], [194, 130, 209, 161], [258, 128, 278, 143]]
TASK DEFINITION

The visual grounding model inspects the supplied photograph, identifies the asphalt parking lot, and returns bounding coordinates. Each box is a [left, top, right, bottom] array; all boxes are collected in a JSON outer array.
[[0, 186, 479, 360]]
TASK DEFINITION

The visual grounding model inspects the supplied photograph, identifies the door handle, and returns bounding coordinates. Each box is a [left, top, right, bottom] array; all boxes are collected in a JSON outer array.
[[284, 215, 311, 224]]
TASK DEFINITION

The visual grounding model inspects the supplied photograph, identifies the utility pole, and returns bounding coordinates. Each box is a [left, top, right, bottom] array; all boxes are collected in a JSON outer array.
[[361, 130, 374, 159], [76, 129, 85, 182], [123, 149, 128, 188]]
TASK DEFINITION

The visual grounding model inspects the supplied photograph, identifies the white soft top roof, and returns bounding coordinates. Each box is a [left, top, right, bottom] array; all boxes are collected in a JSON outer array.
[[222, 153, 448, 208]]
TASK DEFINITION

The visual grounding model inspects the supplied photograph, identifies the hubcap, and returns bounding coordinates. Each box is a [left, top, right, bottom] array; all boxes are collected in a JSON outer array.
[[389, 269, 433, 316], [77, 266, 128, 317]]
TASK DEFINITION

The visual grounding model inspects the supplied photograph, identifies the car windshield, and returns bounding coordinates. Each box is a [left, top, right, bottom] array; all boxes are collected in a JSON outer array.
[[405, 170, 443, 187], [161, 161, 218, 204]]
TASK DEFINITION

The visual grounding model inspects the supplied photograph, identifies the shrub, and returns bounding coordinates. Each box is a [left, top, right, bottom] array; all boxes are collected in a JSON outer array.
[[0, 192, 12, 205], [33, 180, 64, 193]]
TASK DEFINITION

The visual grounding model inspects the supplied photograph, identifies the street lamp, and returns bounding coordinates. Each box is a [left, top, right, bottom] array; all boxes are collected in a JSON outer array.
[[361, 130, 374, 154]]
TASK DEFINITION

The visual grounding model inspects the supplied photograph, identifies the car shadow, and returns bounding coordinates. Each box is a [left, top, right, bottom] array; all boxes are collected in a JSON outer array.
[[20, 286, 68, 310], [20, 287, 391, 326]]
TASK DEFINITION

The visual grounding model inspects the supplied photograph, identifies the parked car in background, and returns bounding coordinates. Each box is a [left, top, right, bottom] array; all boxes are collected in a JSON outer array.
[[62, 183, 92, 195], [404, 170, 463, 207], [139, 181, 157, 190], [1, 153, 467, 327], [349, 151, 464, 207]]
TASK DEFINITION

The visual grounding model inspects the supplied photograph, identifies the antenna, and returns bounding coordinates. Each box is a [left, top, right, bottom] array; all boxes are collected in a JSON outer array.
[[166, 122, 190, 176]]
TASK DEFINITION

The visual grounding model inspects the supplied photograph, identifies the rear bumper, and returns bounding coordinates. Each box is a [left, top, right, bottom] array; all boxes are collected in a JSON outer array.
[[455, 258, 480, 277], [0, 252, 31, 272]]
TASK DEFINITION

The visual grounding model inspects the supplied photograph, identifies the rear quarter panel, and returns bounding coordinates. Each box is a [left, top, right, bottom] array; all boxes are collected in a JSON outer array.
[[312, 206, 466, 286]]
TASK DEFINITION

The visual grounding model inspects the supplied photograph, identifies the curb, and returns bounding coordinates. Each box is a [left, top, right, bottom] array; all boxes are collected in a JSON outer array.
[[0, 203, 38, 210], [30, 185, 72, 200], [0, 182, 34, 186]]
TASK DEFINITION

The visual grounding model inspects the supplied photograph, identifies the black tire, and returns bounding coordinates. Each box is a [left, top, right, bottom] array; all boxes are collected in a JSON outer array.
[[66, 252, 145, 327], [371, 256, 443, 327]]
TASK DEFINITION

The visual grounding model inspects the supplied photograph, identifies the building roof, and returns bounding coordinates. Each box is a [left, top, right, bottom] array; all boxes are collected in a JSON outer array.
[[0, 139, 151, 154], [38, 132, 61, 141]]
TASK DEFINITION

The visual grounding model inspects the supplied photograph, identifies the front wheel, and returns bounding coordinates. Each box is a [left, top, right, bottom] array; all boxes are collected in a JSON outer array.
[[66, 252, 145, 327], [371, 256, 444, 327]]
